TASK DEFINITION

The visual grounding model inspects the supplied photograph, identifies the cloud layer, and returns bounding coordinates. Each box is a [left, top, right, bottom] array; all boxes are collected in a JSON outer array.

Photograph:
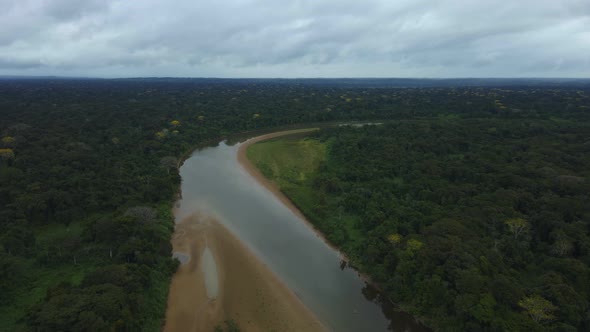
[[0, 0, 589, 77]]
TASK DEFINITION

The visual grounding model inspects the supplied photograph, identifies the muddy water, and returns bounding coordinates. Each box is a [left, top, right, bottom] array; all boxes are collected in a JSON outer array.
[[201, 247, 219, 300], [174, 136, 429, 332]]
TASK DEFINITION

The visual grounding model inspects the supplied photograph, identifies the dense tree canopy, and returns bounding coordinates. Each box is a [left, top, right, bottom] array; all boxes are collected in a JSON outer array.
[[289, 120, 590, 330], [0, 78, 588, 330]]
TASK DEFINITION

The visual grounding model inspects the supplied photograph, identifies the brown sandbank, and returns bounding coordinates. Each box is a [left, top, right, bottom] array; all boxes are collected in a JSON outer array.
[[163, 213, 325, 332]]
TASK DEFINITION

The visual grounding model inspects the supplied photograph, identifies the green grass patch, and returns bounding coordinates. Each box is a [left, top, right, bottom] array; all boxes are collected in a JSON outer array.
[[247, 136, 328, 230], [247, 137, 326, 190], [246, 136, 368, 257]]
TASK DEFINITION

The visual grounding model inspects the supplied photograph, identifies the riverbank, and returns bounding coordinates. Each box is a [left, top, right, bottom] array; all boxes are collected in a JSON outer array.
[[163, 213, 325, 332], [236, 129, 341, 245], [238, 129, 373, 269], [238, 129, 432, 331], [236, 128, 319, 220]]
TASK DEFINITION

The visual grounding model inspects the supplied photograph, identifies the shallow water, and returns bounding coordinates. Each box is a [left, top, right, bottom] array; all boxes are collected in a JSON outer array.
[[201, 246, 219, 300], [175, 137, 429, 332], [172, 252, 191, 265]]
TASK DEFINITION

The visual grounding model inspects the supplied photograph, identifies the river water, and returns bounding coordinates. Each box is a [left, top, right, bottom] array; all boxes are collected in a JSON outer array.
[[174, 135, 429, 332]]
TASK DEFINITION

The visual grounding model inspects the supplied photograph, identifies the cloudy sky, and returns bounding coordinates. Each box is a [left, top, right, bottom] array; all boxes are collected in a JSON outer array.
[[0, 0, 589, 78]]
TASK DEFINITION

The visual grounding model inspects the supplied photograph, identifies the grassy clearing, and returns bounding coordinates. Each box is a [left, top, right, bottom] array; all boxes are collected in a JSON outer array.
[[246, 136, 368, 266], [247, 137, 326, 190], [247, 137, 326, 221]]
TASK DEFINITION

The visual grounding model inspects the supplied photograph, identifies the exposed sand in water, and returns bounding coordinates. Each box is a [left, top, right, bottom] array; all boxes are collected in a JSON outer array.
[[163, 213, 326, 332]]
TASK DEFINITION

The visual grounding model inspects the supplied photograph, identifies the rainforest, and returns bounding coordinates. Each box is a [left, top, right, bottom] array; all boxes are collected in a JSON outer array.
[[0, 78, 589, 331]]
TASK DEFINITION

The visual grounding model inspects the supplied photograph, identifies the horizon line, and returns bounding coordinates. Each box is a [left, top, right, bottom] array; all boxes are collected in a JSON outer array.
[[1, 75, 590, 81]]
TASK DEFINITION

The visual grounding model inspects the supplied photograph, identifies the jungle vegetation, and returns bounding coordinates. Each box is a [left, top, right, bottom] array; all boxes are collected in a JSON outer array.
[[248, 118, 590, 331], [0, 78, 588, 331]]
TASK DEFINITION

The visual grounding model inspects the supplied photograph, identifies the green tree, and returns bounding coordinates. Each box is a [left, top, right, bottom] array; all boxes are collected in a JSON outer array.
[[519, 294, 557, 324], [160, 156, 178, 174], [505, 218, 529, 240]]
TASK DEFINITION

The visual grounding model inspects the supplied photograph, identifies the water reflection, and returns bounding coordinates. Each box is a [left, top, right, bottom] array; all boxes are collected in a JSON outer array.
[[177, 130, 430, 332], [201, 246, 219, 300]]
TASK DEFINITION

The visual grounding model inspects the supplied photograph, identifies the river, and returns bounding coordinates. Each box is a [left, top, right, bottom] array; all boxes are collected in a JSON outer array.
[[170, 130, 429, 332]]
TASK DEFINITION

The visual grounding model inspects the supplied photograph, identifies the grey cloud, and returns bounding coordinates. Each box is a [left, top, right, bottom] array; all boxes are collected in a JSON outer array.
[[0, 0, 588, 77], [41, 0, 111, 20], [0, 57, 42, 69]]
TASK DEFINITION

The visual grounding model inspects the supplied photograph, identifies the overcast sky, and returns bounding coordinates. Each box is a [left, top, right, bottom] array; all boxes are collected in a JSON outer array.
[[0, 0, 589, 78]]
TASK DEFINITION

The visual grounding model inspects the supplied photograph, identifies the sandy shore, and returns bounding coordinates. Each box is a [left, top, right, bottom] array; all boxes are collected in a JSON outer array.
[[163, 213, 325, 332], [236, 128, 320, 222], [238, 129, 393, 290], [237, 128, 352, 258]]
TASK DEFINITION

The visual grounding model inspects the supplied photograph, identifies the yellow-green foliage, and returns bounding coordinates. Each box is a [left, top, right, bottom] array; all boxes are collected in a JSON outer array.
[[155, 129, 169, 140], [405, 239, 424, 256], [505, 218, 529, 239], [2, 136, 15, 147], [0, 148, 15, 160], [518, 294, 557, 323], [387, 233, 402, 245]]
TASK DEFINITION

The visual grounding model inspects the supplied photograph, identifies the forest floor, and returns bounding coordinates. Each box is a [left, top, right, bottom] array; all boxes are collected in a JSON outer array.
[[163, 213, 325, 332]]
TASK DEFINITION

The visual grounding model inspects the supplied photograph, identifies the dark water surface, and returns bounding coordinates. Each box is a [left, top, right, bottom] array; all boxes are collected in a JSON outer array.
[[175, 136, 429, 332]]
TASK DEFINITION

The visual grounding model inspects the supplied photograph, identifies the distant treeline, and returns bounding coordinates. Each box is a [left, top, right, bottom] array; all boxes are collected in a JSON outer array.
[[0, 79, 588, 330], [3, 77, 590, 88]]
